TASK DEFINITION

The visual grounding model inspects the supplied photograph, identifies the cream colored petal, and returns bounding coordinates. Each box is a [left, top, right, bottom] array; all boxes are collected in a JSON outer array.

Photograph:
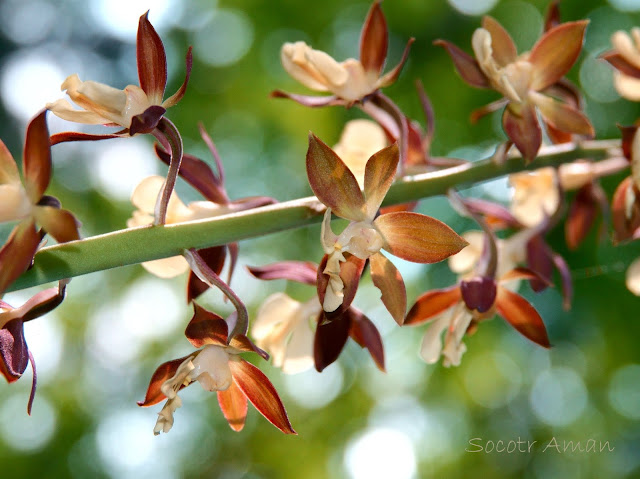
[[321, 208, 338, 254], [0, 184, 32, 223], [61, 74, 129, 126], [281, 42, 331, 91], [281, 320, 315, 375], [126, 210, 154, 228], [558, 161, 594, 191], [626, 257, 640, 296], [187, 201, 228, 221], [46, 98, 112, 125], [190, 345, 233, 392], [141, 256, 190, 278], [419, 313, 450, 364], [252, 293, 302, 340], [442, 306, 472, 367], [614, 72, 640, 101], [130, 176, 191, 224], [306, 48, 349, 88], [334, 119, 387, 188], [448, 230, 484, 275], [510, 168, 559, 227], [323, 251, 345, 312], [332, 59, 374, 101], [122, 84, 154, 126], [612, 31, 640, 70]]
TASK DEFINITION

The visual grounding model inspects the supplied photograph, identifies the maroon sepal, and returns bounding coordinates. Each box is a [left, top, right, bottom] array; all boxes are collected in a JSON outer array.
[[612, 177, 640, 243], [50, 131, 128, 146], [602, 52, 640, 80], [187, 246, 227, 303], [348, 310, 385, 371], [526, 235, 554, 292], [460, 276, 497, 313], [544, 0, 561, 32], [270, 90, 346, 108], [565, 184, 598, 250], [552, 252, 573, 310], [314, 312, 350, 372], [129, 105, 166, 135], [247, 261, 318, 286], [434, 39, 489, 88], [618, 125, 638, 161], [0, 319, 36, 414], [137, 11, 167, 100]]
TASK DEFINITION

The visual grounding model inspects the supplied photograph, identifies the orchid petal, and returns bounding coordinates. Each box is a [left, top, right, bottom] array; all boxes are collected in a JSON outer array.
[[369, 252, 406, 325], [502, 103, 541, 163], [405, 286, 461, 326], [0, 140, 19, 185], [23, 110, 51, 202], [529, 20, 588, 91], [0, 319, 28, 382], [360, 1, 387, 75], [187, 246, 226, 302], [137, 354, 194, 407], [163, 47, 193, 108], [374, 212, 468, 263], [137, 11, 167, 103], [314, 313, 350, 372], [317, 253, 366, 319], [217, 379, 248, 432], [0, 221, 40, 295], [363, 143, 399, 219], [33, 206, 80, 244], [419, 314, 450, 364], [348, 310, 385, 371], [625, 257, 640, 296], [185, 303, 228, 348], [531, 91, 594, 137], [247, 261, 318, 286], [481, 16, 517, 66], [565, 185, 598, 250], [228, 359, 296, 434], [306, 133, 366, 221], [495, 286, 550, 348], [434, 39, 489, 88]]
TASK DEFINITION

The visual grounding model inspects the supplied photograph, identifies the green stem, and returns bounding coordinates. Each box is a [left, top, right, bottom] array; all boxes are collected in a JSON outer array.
[[9, 140, 621, 292]]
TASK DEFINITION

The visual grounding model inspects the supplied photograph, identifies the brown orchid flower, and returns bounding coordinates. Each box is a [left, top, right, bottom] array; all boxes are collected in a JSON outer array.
[[437, 16, 593, 162], [273, 1, 413, 107], [307, 134, 467, 325], [0, 110, 79, 295], [138, 303, 295, 435]]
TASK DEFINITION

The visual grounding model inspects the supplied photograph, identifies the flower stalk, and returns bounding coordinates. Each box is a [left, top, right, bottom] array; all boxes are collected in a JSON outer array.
[[8, 139, 620, 292]]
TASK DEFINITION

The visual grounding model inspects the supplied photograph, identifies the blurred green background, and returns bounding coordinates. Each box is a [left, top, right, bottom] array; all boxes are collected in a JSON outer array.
[[1, 0, 640, 477]]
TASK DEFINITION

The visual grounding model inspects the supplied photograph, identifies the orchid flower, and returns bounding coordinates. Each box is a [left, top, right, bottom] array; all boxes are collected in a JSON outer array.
[[437, 16, 593, 161], [248, 261, 384, 373], [138, 303, 295, 435], [306, 133, 467, 324], [0, 281, 66, 414], [0, 110, 80, 295], [275, 2, 412, 106], [47, 12, 192, 137]]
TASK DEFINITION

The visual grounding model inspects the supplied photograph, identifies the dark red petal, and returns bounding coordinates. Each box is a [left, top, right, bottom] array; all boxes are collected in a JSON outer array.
[[270, 90, 345, 107], [404, 286, 461, 326], [163, 47, 194, 108], [137, 11, 167, 100], [229, 359, 296, 434], [552, 253, 573, 311], [502, 103, 541, 163], [364, 143, 399, 218], [434, 39, 489, 88], [601, 51, 640, 79], [187, 246, 226, 303], [526, 236, 554, 292], [460, 276, 497, 313], [217, 379, 248, 432], [185, 303, 228, 348], [611, 177, 640, 243], [137, 354, 193, 407], [495, 287, 550, 348], [565, 185, 598, 250], [23, 109, 51, 202], [0, 221, 41, 296], [247, 261, 318, 286], [544, 0, 561, 31], [50, 131, 127, 145], [18, 282, 67, 323], [0, 319, 28, 382], [360, 1, 387, 75], [314, 312, 350, 372], [348, 310, 385, 371]]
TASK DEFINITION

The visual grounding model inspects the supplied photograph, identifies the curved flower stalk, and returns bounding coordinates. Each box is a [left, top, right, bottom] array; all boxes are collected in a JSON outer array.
[[306, 134, 467, 324], [437, 16, 593, 162], [47, 12, 193, 225], [0, 281, 67, 414], [130, 125, 275, 301], [0, 110, 80, 295], [273, 1, 412, 106], [248, 261, 384, 373], [602, 28, 640, 101], [138, 303, 295, 435]]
